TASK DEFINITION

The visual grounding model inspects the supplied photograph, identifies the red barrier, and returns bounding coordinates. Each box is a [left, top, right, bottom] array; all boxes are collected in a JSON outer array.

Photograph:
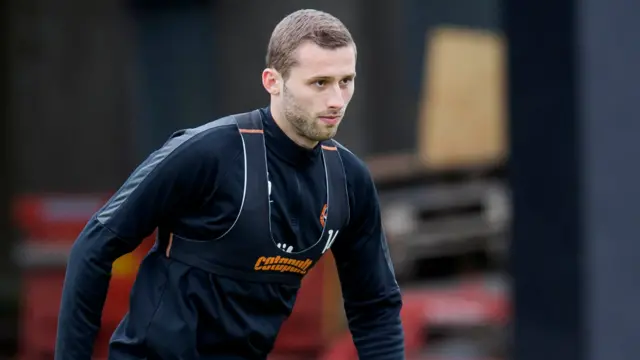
[[14, 195, 154, 360], [320, 280, 509, 360]]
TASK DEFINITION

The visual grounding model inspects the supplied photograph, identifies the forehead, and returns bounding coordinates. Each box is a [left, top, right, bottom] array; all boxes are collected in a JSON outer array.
[[289, 41, 356, 78]]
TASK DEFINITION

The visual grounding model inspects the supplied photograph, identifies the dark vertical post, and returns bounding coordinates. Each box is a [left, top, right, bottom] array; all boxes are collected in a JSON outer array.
[[507, 2, 581, 360], [507, 0, 640, 359], [580, 0, 640, 359], [0, 0, 18, 355]]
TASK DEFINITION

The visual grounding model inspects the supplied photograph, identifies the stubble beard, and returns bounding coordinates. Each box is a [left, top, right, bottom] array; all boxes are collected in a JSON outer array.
[[282, 86, 338, 143]]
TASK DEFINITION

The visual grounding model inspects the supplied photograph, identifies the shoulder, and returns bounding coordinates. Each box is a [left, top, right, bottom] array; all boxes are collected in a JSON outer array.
[[168, 116, 241, 155], [334, 140, 376, 195], [159, 116, 244, 166]]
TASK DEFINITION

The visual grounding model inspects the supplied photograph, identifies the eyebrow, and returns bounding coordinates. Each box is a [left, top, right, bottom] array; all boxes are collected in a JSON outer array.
[[308, 73, 357, 81]]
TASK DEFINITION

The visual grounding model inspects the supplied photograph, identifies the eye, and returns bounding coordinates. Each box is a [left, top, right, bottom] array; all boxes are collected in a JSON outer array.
[[339, 78, 353, 87], [314, 80, 327, 87]]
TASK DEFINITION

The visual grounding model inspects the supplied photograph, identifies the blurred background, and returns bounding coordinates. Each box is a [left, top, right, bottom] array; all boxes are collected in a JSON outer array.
[[1, 0, 638, 359]]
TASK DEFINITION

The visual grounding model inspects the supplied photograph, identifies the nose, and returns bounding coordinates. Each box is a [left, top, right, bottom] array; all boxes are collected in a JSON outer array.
[[326, 85, 345, 109]]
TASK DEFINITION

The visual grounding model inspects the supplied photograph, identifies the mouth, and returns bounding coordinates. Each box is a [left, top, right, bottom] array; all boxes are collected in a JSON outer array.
[[318, 115, 341, 126]]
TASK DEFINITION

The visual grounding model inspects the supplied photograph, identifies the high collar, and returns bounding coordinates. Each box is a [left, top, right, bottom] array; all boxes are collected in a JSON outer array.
[[259, 107, 322, 165]]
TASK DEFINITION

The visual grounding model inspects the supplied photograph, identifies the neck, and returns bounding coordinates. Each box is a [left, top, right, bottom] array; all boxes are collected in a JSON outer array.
[[270, 101, 318, 149]]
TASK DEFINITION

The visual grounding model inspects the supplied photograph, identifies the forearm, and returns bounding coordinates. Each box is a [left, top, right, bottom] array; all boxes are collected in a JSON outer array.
[[55, 220, 128, 359], [345, 288, 405, 359]]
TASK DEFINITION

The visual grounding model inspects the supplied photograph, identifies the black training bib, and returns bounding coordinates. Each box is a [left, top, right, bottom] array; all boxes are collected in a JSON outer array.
[[160, 110, 350, 285]]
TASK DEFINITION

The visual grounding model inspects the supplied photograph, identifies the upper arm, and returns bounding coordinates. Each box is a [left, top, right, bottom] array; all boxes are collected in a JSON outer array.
[[331, 154, 399, 301], [96, 129, 221, 242]]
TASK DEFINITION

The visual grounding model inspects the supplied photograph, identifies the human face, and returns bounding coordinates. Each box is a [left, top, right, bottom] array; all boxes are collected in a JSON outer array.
[[279, 42, 356, 147]]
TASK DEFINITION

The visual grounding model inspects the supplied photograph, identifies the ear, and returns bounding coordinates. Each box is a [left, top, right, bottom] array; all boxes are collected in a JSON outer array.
[[262, 68, 282, 96]]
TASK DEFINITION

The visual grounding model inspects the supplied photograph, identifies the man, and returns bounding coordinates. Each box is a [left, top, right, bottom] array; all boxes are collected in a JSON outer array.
[[55, 9, 404, 360]]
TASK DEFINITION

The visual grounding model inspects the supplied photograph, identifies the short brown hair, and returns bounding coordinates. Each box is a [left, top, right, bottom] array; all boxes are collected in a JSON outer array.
[[266, 9, 356, 79]]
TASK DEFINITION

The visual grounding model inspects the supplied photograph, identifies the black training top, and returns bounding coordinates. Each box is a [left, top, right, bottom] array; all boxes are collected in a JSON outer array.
[[55, 107, 404, 360]]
